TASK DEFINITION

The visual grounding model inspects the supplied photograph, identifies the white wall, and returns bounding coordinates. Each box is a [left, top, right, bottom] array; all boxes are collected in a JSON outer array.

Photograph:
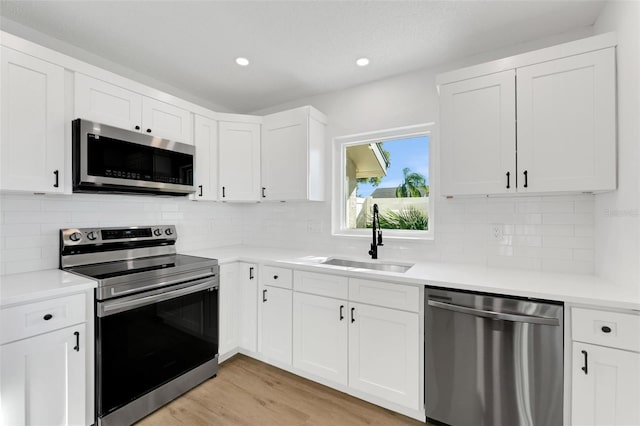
[[246, 29, 603, 275], [0, 193, 244, 275], [593, 0, 640, 288]]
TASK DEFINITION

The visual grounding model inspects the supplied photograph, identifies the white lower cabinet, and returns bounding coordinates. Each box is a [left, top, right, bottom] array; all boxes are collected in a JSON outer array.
[[1, 324, 86, 426], [571, 307, 640, 425], [293, 292, 348, 385], [239, 263, 258, 352], [260, 285, 292, 365], [219, 263, 241, 356], [348, 302, 420, 409]]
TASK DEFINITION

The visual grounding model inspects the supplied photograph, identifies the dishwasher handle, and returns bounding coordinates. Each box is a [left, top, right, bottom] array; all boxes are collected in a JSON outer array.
[[427, 299, 560, 326]]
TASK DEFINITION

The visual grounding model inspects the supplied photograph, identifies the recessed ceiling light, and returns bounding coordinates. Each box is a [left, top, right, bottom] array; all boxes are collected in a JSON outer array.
[[356, 57, 370, 67], [235, 57, 250, 66]]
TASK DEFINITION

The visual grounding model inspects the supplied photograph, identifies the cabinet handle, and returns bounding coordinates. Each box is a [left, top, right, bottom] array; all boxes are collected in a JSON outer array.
[[506, 171, 510, 189], [43, 313, 53, 321], [135, 125, 140, 130], [198, 185, 203, 197], [601, 326, 612, 333], [222, 186, 226, 198], [351, 307, 356, 323], [262, 187, 266, 198], [146, 128, 152, 133], [53, 170, 59, 188], [339, 305, 344, 321], [523, 170, 528, 188], [273, 275, 278, 280], [581, 350, 588, 375], [74, 331, 80, 352], [262, 289, 267, 303], [249, 267, 254, 280]]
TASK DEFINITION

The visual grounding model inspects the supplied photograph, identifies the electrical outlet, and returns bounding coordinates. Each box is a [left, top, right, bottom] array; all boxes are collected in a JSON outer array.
[[491, 224, 504, 242]]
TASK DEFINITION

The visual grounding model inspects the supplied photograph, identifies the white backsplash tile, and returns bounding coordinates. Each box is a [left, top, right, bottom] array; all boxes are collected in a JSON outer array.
[[0, 193, 597, 276]]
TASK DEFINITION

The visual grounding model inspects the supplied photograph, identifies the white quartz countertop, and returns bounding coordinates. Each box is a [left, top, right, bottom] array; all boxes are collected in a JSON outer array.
[[187, 245, 640, 311], [0, 269, 97, 308]]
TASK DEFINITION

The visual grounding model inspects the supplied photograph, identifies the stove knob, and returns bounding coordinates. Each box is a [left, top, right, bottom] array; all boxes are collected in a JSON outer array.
[[153, 228, 162, 236], [164, 228, 174, 236], [86, 231, 97, 241], [69, 232, 82, 242]]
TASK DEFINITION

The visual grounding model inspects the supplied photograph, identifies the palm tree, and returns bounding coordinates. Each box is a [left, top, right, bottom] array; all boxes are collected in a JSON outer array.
[[395, 167, 429, 197]]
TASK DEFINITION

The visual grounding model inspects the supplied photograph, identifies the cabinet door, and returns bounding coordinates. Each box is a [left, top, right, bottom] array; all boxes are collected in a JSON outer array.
[[293, 292, 348, 385], [192, 115, 218, 200], [75, 73, 142, 131], [1, 47, 65, 193], [239, 263, 258, 352], [219, 263, 240, 356], [141, 96, 193, 144], [218, 121, 261, 201], [261, 108, 309, 200], [517, 48, 616, 192], [348, 302, 420, 409], [572, 342, 640, 425], [1, 324, 86, 426], [260, 285, 292, 365], [440, 70, 516, 195]]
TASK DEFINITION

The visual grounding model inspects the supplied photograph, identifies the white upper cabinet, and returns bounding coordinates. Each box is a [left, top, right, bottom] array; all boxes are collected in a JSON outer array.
[[438, 35, 616, 196], [0, 46, 66, 193], [191, 115, 218, 201], [516, 49, 616, 193], [261, 106, 326, 201], [75, 72, 142, 132], [440, 70, 516, 195], [75, 73, 193, 144], [218, 120, 261, 201]]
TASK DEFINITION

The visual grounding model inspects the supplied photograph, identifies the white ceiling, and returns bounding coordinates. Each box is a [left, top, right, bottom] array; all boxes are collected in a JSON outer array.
[[0, 1, 606, 113]]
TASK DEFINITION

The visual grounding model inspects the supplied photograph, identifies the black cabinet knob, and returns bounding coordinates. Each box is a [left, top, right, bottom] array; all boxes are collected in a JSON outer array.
[[146, 128, 152, 133], [601, 326, 612, 333], [135, 125, 140, 130], [273, 275, 278, 279], [43, 314, 53, 321]]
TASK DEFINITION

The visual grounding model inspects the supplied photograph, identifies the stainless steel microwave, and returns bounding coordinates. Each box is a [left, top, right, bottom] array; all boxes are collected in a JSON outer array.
[[72, 119, 195, 195]]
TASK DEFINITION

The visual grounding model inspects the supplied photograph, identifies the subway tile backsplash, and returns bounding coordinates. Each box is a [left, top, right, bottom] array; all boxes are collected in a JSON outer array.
[[0, 193, 596, 275], [0, 193, 245, 275]]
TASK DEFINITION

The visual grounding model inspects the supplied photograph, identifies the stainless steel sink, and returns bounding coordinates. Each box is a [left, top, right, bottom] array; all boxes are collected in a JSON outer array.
[[321, 258, 414, 273]]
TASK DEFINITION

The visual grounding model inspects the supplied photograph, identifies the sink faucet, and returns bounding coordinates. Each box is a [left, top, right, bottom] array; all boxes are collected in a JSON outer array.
[[368, 203, 383, 259]]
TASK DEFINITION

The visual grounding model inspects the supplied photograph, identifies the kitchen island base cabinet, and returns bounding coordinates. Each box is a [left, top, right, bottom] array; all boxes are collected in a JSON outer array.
[[348, 302, 420, 409], [261, 285, 292, 365], [571, 342, 640, 425], [1, 324, 86, 426]]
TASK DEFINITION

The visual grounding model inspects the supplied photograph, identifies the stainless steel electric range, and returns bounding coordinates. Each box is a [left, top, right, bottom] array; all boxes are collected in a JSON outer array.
[[60, 225, 219, 426]]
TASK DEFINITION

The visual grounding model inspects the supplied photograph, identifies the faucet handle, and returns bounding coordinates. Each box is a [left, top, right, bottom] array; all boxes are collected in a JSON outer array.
[[377, 230, 384, 246], [368, 243, 375, 256]]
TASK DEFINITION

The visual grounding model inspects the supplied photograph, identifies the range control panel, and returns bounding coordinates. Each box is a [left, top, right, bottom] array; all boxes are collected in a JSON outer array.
[[61, 225, 177, 246]]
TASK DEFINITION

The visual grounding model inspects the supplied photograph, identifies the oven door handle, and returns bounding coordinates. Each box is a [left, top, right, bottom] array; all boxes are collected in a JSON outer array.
[[98, 278, 218, 317]]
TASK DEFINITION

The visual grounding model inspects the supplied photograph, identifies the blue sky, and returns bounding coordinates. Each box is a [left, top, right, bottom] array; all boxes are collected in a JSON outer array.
[[357, 135, 430, 197]]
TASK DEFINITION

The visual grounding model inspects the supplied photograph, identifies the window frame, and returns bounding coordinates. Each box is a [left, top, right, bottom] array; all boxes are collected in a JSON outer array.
[[332, 123, 436, 241]]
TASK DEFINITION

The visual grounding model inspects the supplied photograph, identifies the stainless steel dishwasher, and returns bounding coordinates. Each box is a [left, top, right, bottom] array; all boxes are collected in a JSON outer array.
[[425, 288, 563, 426]]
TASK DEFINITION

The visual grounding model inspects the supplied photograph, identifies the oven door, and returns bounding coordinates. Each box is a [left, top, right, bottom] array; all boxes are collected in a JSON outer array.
[[96, 277, 218, 420]]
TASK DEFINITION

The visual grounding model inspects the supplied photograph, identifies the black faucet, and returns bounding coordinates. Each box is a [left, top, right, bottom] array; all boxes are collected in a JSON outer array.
[[368, 203, 383, 259]]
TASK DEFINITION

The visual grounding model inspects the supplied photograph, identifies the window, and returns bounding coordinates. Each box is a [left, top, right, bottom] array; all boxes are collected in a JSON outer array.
[[333, 124, 434, 240]]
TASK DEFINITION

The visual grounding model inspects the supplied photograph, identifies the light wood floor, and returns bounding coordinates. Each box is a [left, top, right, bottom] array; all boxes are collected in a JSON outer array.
[[137, 354, 429, 425]]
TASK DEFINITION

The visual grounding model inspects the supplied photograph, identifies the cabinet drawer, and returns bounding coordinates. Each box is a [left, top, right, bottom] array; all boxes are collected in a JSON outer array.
[[348, 279, 419, 312], [572, 307, 640, 352], [0, 293, 86, 345], [294, 271, 348, 299], [262, 265, 293, 289]]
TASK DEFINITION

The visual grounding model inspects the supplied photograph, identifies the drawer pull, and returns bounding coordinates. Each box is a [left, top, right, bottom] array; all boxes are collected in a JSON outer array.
[[581, 350, 588, 375], [43, 314, 53, 321], [601, 326, 612, 333], [262, 289, 267, 303]]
